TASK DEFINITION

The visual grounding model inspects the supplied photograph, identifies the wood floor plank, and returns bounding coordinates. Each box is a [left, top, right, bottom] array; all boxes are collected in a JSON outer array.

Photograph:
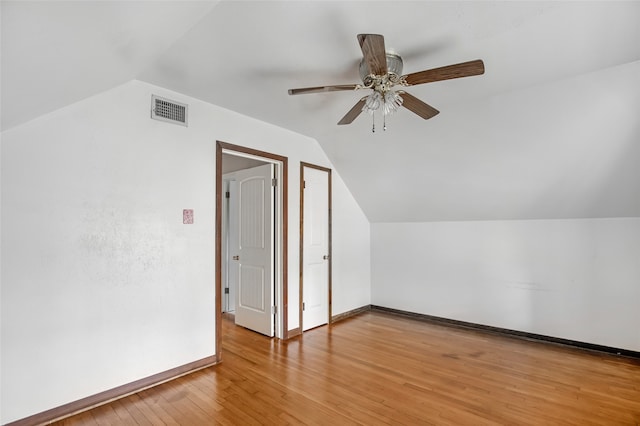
[[136, 388, 182, 425], [109, 399, 140, 426], [124, 393, 166, 426], [50, 311, 640, 425], [88, 403, 123, 426]]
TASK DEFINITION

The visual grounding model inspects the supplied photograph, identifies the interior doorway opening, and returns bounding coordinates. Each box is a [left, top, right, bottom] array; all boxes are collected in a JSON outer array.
[[215, 141, 289, 362]]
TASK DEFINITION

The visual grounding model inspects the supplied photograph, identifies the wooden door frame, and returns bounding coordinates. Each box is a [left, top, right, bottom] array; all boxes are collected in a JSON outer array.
[[299, 162, 332, 332], [216, 141, 289, 362]]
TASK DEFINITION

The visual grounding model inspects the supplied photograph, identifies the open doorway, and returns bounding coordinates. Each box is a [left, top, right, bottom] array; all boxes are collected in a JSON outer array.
[[215, 141, 289, 362]]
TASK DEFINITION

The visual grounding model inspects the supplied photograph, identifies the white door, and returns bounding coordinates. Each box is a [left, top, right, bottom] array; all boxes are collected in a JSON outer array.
[[302, 166, 330, 331], [229, 164, 275, 336]]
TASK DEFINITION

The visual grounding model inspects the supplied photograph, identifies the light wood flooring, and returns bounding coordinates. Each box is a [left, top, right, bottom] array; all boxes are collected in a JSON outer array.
[[53, 311, 640, 425]]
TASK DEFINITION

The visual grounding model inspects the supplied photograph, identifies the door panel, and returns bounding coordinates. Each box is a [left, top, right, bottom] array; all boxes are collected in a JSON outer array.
[[239, 265, 265, 310], [302, 166, 330, 331], [230, 164, 274, 336]]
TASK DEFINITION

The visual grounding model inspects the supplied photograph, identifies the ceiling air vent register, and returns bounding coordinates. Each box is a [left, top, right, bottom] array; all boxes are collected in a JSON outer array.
[[151, 95, 188, 126]]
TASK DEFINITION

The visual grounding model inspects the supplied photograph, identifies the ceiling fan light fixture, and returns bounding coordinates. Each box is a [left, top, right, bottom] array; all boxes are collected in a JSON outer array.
[[363, 91, 382, 114], [362, 90, 403, 116], [383, 91, 403, 115]]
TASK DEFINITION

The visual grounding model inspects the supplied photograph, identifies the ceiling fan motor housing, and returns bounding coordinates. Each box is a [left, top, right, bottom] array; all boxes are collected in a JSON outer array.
[[359, 53, 403, 85]]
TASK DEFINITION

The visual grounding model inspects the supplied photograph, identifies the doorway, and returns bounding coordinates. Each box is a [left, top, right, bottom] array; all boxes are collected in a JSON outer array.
[[216, 141, 289, 362], [300, 162, 332, 332]]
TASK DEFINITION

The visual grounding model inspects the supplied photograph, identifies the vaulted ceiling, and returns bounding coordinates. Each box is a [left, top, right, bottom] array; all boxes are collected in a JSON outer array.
[[3, 1, 639, 222]]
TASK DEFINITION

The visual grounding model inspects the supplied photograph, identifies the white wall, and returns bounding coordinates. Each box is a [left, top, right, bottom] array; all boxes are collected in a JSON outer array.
[[331, 175, 371, 315], [0, 80, 371, 423], [372, 218, 640, 351]]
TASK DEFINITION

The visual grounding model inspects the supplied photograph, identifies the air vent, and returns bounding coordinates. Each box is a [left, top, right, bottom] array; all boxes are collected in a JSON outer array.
[[151, 95, 188, 126]]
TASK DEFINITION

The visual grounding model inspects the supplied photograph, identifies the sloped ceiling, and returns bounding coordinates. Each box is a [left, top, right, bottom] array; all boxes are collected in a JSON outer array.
[[2, 1, 640, 222]]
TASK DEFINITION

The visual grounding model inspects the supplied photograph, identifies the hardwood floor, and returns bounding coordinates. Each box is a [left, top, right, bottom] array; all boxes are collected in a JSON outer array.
[[53, 311, 640, 425]]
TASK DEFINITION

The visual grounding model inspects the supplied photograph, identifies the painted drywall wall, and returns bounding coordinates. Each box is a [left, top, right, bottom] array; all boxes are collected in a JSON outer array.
[[331, 175, 371, 315], [0, 80, 371, 423], [372, 218, 640, 351]]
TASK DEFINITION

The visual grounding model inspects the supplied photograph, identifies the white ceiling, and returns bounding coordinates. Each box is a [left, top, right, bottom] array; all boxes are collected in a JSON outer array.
[[3, 1, 640, 222]]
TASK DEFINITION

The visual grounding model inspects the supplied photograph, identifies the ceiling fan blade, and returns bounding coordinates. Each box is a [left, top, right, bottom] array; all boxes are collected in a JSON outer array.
[[288, 84, 359, 95], [403, 59, 485, 86], [338, 98, 367, 125], [399, 91, 439, 120], [357, 34, 387, 76]]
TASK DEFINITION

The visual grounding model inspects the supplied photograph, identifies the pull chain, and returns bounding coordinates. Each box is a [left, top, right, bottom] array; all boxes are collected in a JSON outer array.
[[370, 110, 389, 132]]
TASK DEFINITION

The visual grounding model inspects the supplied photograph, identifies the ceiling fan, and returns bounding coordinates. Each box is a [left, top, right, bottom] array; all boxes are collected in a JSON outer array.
[[288, 34, 485, 130]]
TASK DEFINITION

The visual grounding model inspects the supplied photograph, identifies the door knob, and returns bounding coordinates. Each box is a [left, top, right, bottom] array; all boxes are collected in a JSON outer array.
[[323, 255, 330, 260], [232, 255, 239, 260]]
